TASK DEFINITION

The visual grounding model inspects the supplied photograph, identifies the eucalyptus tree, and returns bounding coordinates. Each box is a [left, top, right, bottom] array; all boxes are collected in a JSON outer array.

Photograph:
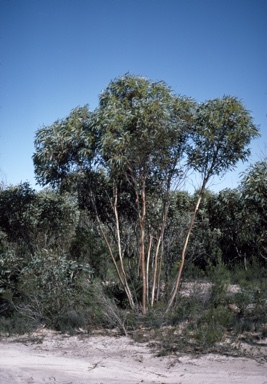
[[33, 77, 259, 314], [166, 96, 259, 310], [33, 74, 195, 313]]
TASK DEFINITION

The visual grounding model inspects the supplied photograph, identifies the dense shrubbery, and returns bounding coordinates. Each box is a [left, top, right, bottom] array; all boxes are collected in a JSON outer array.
[[0, 160, 266, 352]]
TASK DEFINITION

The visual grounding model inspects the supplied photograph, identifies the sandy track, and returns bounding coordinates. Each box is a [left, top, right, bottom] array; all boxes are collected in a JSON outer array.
[[0, 331, 266, 384]]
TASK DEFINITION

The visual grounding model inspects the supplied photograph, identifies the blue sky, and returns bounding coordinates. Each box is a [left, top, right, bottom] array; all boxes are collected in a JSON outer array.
[[0, 0, 266, 192]]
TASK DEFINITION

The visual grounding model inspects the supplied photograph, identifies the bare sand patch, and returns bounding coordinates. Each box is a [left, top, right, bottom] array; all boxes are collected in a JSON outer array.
[[0, 329, 266, 384]]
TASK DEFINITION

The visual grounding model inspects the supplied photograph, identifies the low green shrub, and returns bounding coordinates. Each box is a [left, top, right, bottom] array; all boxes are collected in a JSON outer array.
[[0, 312, 37, 336]]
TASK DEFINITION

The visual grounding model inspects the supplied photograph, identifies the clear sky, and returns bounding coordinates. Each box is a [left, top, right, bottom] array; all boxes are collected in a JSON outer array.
[[0, 0, 266, 192]]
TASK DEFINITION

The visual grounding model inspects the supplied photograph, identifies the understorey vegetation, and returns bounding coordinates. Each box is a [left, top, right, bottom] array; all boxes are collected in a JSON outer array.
[[0, 74, 266, 356]]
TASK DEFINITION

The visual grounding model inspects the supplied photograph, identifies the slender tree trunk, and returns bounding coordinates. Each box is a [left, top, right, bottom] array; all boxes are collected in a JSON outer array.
[[140, 178, 147, 314], [166, 184, 206, 313], [151, 234, 162, 306], [156, 239, 164, 302], [113, 185, 136, 309], [146, 234, 153, 303], [151, 197, 170, 306]]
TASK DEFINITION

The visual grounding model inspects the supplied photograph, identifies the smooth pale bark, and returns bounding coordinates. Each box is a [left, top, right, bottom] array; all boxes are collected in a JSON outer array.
[[151, 196, 170, 306], [156, 240, 164, 302], [151, 235, 162, 306], [146, 234, 153, 303]]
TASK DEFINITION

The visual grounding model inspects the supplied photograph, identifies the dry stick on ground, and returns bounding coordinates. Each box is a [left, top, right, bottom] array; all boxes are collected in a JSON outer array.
[[99, 292, 128, 336]]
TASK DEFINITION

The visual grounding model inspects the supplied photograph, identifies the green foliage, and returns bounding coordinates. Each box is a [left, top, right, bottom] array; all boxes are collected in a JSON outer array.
[[192, 305, 233, 347], [208, 257, 230, 306], [201, 161, 267, 268], [97, 74, 194, 184], [0, 184, 84, 324], [188, 96, 259, 179], [0, 183, 78, 254], [34, 189, 79, 250], [208, 188, 243, 264], [241, 160, 267, 208], [0, 182, 37, 252], [13, 250, 93, 326], [0, 312, 37, 335], [69, 211, 109, 280], [33, 106, 95, 188], [240, 160, 267, 262], [0, 247, 94, 335], [0, 248, 22, 295]]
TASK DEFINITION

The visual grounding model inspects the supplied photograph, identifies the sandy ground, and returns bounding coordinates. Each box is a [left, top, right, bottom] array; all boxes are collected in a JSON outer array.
[[0, 329, 266, 384]]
